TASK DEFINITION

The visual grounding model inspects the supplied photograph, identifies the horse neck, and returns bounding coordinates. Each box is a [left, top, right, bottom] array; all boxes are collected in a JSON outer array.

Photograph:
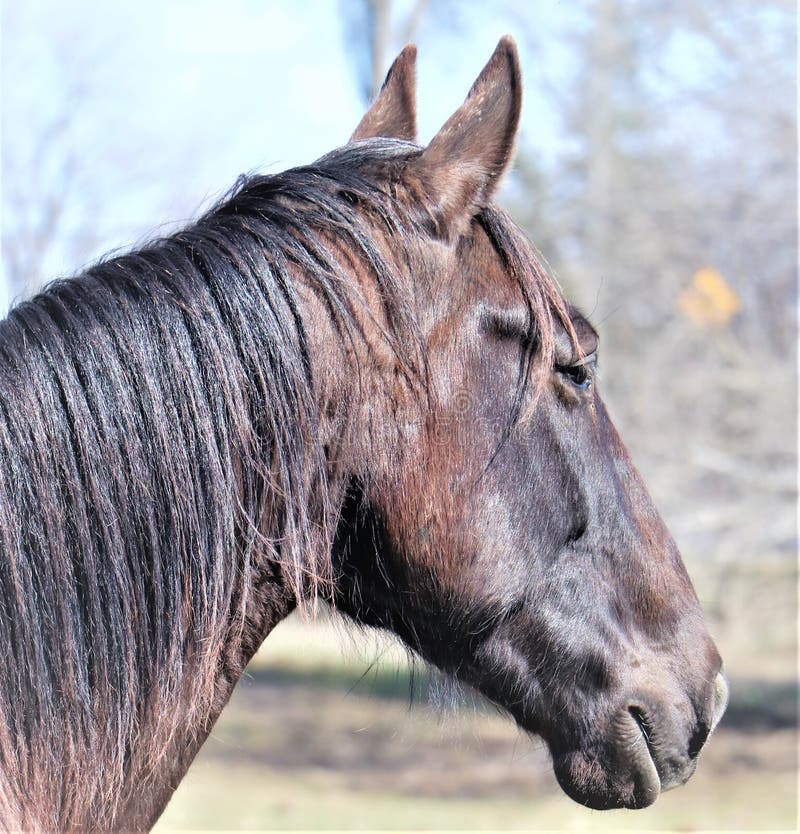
[[123, 241, 378, 829]]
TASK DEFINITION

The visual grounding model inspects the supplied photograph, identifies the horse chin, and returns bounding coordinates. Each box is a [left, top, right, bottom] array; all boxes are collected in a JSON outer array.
[[548, 712, 662, 811]]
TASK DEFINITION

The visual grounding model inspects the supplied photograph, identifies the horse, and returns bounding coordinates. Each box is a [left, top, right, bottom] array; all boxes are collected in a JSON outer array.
[[0, 37, 727, 831]]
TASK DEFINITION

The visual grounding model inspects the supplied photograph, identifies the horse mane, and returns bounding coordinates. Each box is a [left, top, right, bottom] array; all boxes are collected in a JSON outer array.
[[0, 138, 569, 826]]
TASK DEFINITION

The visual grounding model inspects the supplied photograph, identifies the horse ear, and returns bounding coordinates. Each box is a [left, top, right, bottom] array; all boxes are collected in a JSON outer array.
[[412, 36, 521, 235], [350, 45, 418, 142]]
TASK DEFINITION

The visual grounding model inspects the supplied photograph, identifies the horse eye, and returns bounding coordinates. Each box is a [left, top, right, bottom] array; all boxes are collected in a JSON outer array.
[[556, 359, 594, 390]]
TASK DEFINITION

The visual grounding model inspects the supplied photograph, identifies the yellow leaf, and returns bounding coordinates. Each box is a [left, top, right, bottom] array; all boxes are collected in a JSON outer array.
[[677, 267, 741, 326]]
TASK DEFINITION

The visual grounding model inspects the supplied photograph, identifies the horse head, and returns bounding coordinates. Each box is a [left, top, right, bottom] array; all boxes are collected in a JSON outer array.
[[325, 37, 727, 811]]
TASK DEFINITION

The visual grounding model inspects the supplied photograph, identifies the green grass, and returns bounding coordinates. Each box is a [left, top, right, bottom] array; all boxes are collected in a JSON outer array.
[[161, 764, 558, 830], [160, 762, 799, 831]]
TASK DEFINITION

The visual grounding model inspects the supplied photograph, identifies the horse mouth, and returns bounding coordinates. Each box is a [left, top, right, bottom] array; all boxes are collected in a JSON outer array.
[[551, 707, 662, 810], [547, 672, 729, 810], [627, 705, 665, 796], [628, 705, 659, 770]]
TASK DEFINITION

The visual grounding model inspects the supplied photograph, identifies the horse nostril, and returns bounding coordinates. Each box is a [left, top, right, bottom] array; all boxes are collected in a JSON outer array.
[[627, 705, 655, 753], [711, 671, 729, 731], [687, 720, 710, 760]]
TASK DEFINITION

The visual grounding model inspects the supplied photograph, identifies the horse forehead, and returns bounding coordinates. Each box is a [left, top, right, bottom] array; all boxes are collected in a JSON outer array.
[[453, 219, 521, 299]]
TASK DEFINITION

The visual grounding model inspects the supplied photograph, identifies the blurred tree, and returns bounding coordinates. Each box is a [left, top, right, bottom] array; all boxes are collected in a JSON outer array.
[[538, 0, 797, 574], [0, 2, 102, 300], [339, 0, 429, 103]]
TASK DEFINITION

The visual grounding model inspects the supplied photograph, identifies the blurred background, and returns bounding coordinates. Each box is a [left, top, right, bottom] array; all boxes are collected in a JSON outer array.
[[2, 0, 796, 829]]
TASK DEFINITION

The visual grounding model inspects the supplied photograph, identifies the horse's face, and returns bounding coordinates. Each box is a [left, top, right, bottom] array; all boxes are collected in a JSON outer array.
[[333, 38, 726, 811]]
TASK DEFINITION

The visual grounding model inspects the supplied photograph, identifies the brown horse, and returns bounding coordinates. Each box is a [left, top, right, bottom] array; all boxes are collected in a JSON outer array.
[[0, 37, 727, 830]]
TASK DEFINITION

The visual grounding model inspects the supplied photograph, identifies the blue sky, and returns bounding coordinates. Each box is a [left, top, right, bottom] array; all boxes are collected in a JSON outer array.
[[1, 1, 589, 312], [2, 1, 788, 313]]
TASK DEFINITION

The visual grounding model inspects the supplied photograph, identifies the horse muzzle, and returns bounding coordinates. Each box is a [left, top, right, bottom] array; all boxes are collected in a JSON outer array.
[[551, 671, 729, 810]]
